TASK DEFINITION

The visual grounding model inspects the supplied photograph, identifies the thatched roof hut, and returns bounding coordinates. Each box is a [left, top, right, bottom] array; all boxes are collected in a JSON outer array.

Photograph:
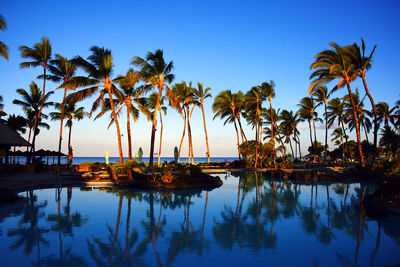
[[0, 122, 30, 164]]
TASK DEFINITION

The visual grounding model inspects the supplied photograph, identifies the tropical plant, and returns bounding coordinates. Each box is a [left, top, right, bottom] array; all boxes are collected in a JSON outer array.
[[6, 114, 27, 134], [12, 81, 53, 148], [172, 81, 195, 163], [44, 54, 89, 164], [192, 82, 212, 163], [345, 38, 378, 158], [376, 102, 398, 130], [379, 126, 400, 160], [0, 95, 4, 109], [260, 81, 276, 140], [280, 110, 302, 159], [114, 69, 146, 160], [19, 37, 52, 153], [50, 103, 88, 164], [132, 49, 175, 166], [297, 96, 321, 149], [212, 90, 244, 159], [0, 14, 8, 60], [311, 86, 330, 161], [244, 86, 265, 168], [310, 42, 365, 166], [66, 46, 125, 163]]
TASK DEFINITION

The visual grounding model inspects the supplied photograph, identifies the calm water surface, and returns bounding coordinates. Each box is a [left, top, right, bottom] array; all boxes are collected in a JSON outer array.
[[0, 172, 399, 266]]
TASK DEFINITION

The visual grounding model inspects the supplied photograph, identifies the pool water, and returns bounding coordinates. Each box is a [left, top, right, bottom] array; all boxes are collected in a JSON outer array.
[[0, 172, 399, 266]]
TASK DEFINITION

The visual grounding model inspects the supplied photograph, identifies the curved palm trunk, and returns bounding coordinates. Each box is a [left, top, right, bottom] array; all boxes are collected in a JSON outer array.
[[149, 85, 163, 166], [178, 111, 187, 163], [237, 116, 247, 142], [289, 137, 294, 159], [324, 102, 328, 161], [361, 75, 378, 160], [127, 104, 132, 160], [67, 121, 73, 165], [311, 110, 317, 146], [308, 119, 313, 148], [345, 81, 365, 167], [30, 64, 47, 156], [201, 104, 211, 163], [157, 107, 163, 166], [269, 97, 274, 140], [107, 89, 124, 163], [234, 119, 241, 160], [57, 87, 68, 165]]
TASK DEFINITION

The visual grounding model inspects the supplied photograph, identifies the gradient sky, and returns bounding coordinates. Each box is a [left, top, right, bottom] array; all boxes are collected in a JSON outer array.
[[1, 0, 399, 157]]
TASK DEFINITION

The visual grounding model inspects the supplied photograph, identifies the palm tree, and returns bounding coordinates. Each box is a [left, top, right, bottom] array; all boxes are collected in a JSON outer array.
[[6, 114, 27, 163], [192, 82, 212, 164], [67, 46, 125, 163], [310, 42, 365, 166], [143, 93, 167, 166], [24, 109, 50, 145], [44, 54, 88, 164], [172, 81, 195, 163], [244, 86, 265, 168], [132, 49, 175, 166], [298, 97, 320, 150], [115, 69, 146, 160], [0, 14, 8, 60], [331, 128, 347, 160], [345, 38, 378, 158], [376, 102, 398, 130], [213, 90, 244, 159], [379, 126, 400, 160], [260, 81, 276, 141], [12, 81, 53, 150], [312, 86, 330, 161], [0, 95, 3, 109], [19, 37, 52, 154], [50, 103, 87, 164], [281, 110, 302, 159]]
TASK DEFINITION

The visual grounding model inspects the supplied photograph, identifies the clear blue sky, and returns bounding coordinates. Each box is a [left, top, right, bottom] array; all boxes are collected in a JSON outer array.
[[1, 0, 399, 157]]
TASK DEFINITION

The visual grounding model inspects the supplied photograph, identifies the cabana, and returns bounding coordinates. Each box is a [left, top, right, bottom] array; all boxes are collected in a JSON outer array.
[[0, 122, 31, 164], [33, 149, 67, 165]]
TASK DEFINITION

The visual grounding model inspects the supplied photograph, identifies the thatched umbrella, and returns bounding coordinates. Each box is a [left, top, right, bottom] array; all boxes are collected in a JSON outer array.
[[0, 122, 30, 164]]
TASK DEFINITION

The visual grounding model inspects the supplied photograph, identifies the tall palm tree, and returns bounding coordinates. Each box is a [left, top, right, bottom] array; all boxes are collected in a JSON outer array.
[[298, 97, 320, 150], [376, 102, 398, 130], [345, 38, 378, 158], [331, 128, 347, 160], [132, 49, 175, 166], [172, 81, 195, 163], [143, 93, 168, 166], [67, 46, 125, 163], [44, 54, 88, 164], [0, 14, 8, 60], [12, 81, 53, 149], [260, 81, 276, 141], [115, 69, 146, 160], [19, 37, 52, 154], [244, 86, 265, 168], [50, 103, 87, 164], [280, 110, 302, 159], [24, 109, 50, 145], [310, 42, 365, 166], [379, 126, 400, 160], [312, 86, 330, 161], [213, 90, 244, 159], [192, 82, 212, 164]]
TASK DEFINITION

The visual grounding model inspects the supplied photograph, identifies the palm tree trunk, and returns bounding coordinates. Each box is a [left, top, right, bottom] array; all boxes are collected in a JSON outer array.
[[149, 86, 163, 166], [255, 113, 259, 168], [345, 81, 365, 167], [107, 89, 124, 163], [312, 111, 317, 146], [234, 119, 241, 160], [157, 107, 163, 166], [127, 104, 132, 160], [361, 75, 378, 161], [324, 103, 328, 161], [269, 98, 274, 140], [57, 87, 68, 165], [67, 122, 72, 165], [308, 119, 313, 148], [237, 116, 247, 142], [201, 104, 211, 163], [289, 136, 294, 158], [178, 111, 186, 163], [30, 65, 47, 156], [186, 106, 191, 163]]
